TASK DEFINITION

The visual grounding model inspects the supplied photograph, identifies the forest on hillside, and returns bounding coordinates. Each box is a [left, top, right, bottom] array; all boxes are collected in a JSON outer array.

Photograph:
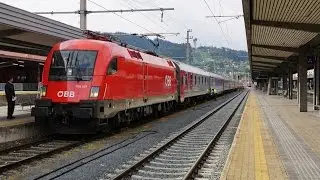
[[105, 32, 249, 79]]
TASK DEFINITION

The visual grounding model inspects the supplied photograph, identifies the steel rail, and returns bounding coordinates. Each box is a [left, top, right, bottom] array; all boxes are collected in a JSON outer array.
[[183, 90, 249, 179], [112, 90, 248, 180]]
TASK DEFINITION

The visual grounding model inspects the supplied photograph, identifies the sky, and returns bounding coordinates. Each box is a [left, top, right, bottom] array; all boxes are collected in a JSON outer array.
[[0, 0, 247, 51]]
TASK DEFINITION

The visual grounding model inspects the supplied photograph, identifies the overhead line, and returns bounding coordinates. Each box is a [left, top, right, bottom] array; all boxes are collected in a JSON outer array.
[[127, 0, 174, 31], [147, 0, 189, 30], [120, 0, 170, 33], [88, 0, 155, 33], [203, 0, 230, 46]]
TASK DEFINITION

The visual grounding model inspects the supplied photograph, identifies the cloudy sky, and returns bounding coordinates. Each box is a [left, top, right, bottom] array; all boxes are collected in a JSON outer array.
[[0, 0, 246, 50]]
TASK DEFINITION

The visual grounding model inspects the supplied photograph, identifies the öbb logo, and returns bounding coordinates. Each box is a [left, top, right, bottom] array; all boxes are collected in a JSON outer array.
[[57, 91, 75, 98]]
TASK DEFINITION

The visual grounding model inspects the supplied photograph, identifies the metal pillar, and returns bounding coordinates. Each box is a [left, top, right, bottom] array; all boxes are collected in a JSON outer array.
[[314, 56, 320, 110], [80, 0, 87, 30], [275, 78, 279, 95], [283, 73, 288, 97], [297, 63, 300, 103], [298, 55, 308, 112], [267, 77, 272, 95], [186, 29, 192, 63], [264, 81, 267, 93], [289, 67, 293, 99]]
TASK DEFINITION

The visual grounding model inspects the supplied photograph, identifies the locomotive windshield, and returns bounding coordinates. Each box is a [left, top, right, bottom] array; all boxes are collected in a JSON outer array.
[[49, 50, 97, 81]]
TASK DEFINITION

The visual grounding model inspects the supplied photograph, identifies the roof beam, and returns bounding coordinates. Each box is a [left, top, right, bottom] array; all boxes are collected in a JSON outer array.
[[252, 44, 300, 53], [252, 55, 289, 61], [252, 66, 273, 71], [0, 29, 25, 38], [0, 45, 48, 56], [252, 65, 273, 69], [252, 62, 278, 67], [251, 61, 282, 66], [252, 20, 320, 33], [0, 38, 51, 51]]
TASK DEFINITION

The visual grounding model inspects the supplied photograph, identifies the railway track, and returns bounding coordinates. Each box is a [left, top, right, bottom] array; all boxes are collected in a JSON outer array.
[[0, 138, 80, 173], [0, 91, 245, 179], [105, 90, 248, 180]]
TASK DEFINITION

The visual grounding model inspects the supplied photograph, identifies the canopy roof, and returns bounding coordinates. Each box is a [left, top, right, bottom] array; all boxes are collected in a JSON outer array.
[[243, 0, 320, 79]]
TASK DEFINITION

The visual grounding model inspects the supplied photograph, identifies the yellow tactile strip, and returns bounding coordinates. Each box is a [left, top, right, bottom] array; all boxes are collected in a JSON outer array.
[[220, 93, 287, 180]]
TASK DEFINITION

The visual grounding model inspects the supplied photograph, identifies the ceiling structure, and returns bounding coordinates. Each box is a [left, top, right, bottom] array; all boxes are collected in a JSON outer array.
[[243, 0, 320, 80], [0, 2, 84, 56]]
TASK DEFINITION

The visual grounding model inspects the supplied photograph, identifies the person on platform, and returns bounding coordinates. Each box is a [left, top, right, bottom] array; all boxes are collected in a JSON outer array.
[[5, 77, 16, 119]]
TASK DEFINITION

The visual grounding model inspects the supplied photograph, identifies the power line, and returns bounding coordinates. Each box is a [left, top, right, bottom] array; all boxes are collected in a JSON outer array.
[[34, 8, 175, 15], [87, 0, 155, 33], [119, 0, 170, 33], [126, 0, 174, 31], [218, 16, 243, 24], [147, 0, 189, 30], [202, 0, 230, 46], [206, 15, 243, 18]]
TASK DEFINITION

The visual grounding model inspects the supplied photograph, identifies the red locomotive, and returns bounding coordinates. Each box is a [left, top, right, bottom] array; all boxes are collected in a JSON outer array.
[[32, 32, 242, 134]]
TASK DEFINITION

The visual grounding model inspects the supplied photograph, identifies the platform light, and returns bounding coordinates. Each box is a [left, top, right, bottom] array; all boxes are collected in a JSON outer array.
[[19, 65, 24, 67], [12, 63, 18, 66], [18, 61, 24, 63], [39, 63, 44, 65], [90, 87, 99, 98]]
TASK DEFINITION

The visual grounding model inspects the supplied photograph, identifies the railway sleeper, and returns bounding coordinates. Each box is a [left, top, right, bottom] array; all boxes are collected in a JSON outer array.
[[135, 169, 186, 177]]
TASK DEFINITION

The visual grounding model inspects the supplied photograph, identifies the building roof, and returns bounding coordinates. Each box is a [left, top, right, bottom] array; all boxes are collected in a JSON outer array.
[[243, 0, 320, 80], [0, 2, 84, 56]]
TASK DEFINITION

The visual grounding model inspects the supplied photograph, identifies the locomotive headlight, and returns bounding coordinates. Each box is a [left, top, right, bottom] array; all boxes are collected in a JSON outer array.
[[40, 86, 47, 97], [90, 86, 100, 98]]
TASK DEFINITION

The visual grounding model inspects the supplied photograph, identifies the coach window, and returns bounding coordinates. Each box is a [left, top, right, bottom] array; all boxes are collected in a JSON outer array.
[[185, 76, 188, 86], [107, 57, 118, 75], [195, 75, 197, 85]]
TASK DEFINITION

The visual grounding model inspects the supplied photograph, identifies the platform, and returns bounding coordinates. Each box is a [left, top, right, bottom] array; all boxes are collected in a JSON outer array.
[[0, 104, 32, 120], [0, 104, 49, 145], [221, 90, 320, 180]]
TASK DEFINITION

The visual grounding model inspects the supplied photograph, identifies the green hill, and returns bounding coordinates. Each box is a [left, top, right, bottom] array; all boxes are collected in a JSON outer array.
[[106, 32, 249, 79]]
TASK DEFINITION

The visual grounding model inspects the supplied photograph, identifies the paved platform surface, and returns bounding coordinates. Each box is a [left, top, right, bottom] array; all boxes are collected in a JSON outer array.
[[0, 105, 33, 127], [221, 90, 320, 180]]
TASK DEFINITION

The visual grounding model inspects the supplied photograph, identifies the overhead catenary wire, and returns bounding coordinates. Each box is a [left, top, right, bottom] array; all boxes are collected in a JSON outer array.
[[202, 0, 230, 46], [126, 0, 185, 42], [145, 0, 190, 43], [129, 0, 171, 26], [119, 0, 170, 33], [88, 0, 155, 33]]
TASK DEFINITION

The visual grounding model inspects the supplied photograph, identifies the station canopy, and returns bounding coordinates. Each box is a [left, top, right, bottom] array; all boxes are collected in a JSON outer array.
[[243, 0, 320, 80], [0, 2, 84, 57]]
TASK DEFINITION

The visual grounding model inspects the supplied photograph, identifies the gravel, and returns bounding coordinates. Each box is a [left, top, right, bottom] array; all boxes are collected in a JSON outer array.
[[105, 91, 247, 179], [1, 91, 239, 180]]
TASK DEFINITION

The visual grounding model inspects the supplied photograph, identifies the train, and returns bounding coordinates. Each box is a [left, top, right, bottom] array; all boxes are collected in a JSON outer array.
[[31, 32, 243, 134]]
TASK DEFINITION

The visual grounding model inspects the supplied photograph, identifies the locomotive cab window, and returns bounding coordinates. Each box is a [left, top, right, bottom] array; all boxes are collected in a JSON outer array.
[[49, 50, 97, 81], [107, 58, 118, 75]]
